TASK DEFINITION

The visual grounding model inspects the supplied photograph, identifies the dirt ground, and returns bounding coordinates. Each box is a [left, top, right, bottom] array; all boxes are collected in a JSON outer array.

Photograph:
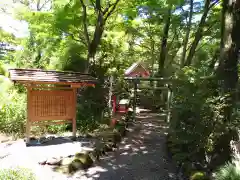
[[0, 113, 177, 180], [91, 112, 177, 180]]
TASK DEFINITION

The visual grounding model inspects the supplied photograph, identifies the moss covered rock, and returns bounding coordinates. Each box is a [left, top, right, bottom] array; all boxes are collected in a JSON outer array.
[[74, 152, 94, 169], [91, 148, 102, 161], [190, 171, 209, 180], [60, 157, 74, 166], [68, 159, 84, 173], [100, 130, 122, 145], [53, 165, 69, 174]]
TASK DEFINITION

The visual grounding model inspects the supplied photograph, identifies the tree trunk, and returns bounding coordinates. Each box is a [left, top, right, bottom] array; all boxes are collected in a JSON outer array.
[[158, 5, 172, 76], [180, 0, 194, 67], [80, 0, 120, 73], [208, 1, 240, 169], [184, 0, 214, 66], [216, 0, 240, 121], [150, 36, 155, 87], [215, 0, 228, 73], [86, 10, 105, 72]]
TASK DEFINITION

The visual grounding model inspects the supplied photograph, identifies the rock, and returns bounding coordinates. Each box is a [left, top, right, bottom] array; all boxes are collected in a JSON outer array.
[[46, 157, 61, 166], [53, 165, 69, 174], [70, 136, 77, 141], [117, 125, 127, 137], [101, 130, 121, 144], [91, 148, 101, 161], [38, 159, 47, 165], [67, 154, 74, 158], [60, 157, 74, 166], [103, 143, 113, 152], [24, 137, 37, 142], [74, 152, 93, 169], [39, 137, 47, 143], [95, 142, 106, 156], [30, 137, 37, 141], [68, 159, 84, 173], [112, 130, 122, 144], [46, 136, 55, 141]]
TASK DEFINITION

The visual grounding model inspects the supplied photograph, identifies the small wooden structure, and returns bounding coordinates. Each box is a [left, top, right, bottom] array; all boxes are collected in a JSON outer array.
[[9, 68, 97, 143], [124, 76, 173, 122], [117, 99, 129, 113], [124, 61, 150, 77]]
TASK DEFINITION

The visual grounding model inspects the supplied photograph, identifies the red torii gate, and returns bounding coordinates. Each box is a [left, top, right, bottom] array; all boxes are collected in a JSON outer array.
[[110, 62, 150, 125]]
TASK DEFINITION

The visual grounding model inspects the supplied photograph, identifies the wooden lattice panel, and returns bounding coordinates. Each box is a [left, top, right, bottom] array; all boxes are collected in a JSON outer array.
[[29, 90, 74, 121]]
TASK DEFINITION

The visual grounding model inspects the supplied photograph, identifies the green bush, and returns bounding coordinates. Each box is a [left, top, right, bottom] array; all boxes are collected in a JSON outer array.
[[0, 167, 36, 180], [46, 124, 69, 134], [168, 67, 240, 176], [215, 162, 240, 180], [0, 89, 26, 135], [169, 67, 215, 165]]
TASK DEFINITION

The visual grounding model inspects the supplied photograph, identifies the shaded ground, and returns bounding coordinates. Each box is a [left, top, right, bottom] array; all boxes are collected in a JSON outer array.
[[0, 112, 177, 180], [83, 112, 177, 180]]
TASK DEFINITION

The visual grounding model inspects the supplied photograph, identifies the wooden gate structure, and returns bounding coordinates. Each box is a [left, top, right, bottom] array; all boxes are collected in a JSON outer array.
[[124, 76, 173, 122], [9, 68, 97, 143]]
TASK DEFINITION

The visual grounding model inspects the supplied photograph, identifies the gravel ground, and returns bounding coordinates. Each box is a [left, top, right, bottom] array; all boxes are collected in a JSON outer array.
[[0, 113, 177, 180], [92, 112, 177, 180]]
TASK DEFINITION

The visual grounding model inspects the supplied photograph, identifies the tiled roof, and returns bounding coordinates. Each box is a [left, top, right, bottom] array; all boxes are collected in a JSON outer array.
[[8, 68, 97, 84], [124, 62, 150, 76]]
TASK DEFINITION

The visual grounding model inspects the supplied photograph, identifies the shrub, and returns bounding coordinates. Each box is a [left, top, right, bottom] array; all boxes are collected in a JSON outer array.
[[215, 162, 240, 180], [0, 88, 26, 135], [0, 167, 36, 180], [46, 124, 69, 134], [168, 67, 240, 177]]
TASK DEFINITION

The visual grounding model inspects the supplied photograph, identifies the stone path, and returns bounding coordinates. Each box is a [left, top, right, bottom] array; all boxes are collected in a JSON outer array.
[[0, 113, 177, 180], [88, 112, 177, 180]]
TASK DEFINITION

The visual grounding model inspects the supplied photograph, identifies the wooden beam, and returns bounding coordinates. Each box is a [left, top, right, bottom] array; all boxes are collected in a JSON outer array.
[[137, 87, 169, 90], [25, 85, 73, 90], [31, 120, 73, 126], [16, 80, 96, 87]]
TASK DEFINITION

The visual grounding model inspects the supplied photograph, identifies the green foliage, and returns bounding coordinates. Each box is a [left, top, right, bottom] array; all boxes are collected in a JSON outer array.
[[168, 66, 240, 176], [0, 90, 26, 135], [215, 162, 240, 180], [0, 167, 36, 180], [0, 68, 27, 135], [75, 66, 109, 133], [169, 67, 214, 163], [190, 171, 209, 180], [46, 124, 69, 134]]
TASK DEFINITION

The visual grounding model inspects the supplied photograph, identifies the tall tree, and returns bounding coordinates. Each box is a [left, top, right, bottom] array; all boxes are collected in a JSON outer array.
[[180, 0, 193, 67], [185, 0, 219, 66], [216, 0, 240, 99], [79, 0, 120, 72], [158, 4, 172, 76]]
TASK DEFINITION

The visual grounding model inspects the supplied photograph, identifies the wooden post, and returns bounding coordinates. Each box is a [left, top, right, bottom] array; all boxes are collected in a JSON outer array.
[[26, 86, 31, 144], [72, 88, 77, 138], [166, 85, 172, 123], [108, 76, 114, 117], [133, 80, 138, 121]]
